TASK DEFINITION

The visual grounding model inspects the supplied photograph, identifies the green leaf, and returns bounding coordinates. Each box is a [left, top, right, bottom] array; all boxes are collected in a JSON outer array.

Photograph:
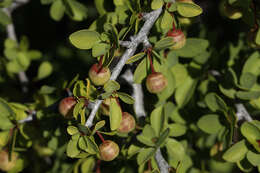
[[104, 80, 120, 93], [127, 145, 142, 158], [155, 128, 170, 148], [91, 120, 105, 135], [177, 2, 203, 17], [83, 136, 99, 154], [50, 0, 65, 21], [205, 93, 228, 112], [73, 100, 85, 119], [223, 140, 248, 163], [37, 61, 53, 80], [117, 92, 135, 104], [66, 0, 87, 21], [126, 52, 146, 64], [242, 52, 260, 75], [168, 123, 187, 137], [0, 115, 14, 130], [0, 10, 11, 26], [136, 125, 156, 147], [109, 98, 122, 130], [197, 114, 224, 134], [171, 64, 188, 88], [27, 50, 42, 60], [236, 91, 260, 100], [17, 52, 30, 70], [175, 76, 197, 107], [67, 126, 79, 135], [0, 98, 14, 118], [81, 157, 95, 173], [256, 28, 260, 45], [241, 121, 260, 152], [94, 0, 106, 15], [69, 30, 101, 49], [246, 151, 260, 166], [239, 72, 257, 90], [166, 138, 185, 162], [137, 147, 156, 165], [133, 58, 149, 83], [161, 10, 173, 30], [151, 105, 164, 137], [66, 139, 80, 158], [92, 43, 110, 57], [174, 38, 209, 58], [154, 37, 174, 51], [151, 0, 163, 9]]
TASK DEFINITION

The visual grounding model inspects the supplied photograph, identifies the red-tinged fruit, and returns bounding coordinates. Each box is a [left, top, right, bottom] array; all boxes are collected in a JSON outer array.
[[99, 140, 119, 161], [59, 96, 77, 119], [89, 64, 111, 86], [146, 72, 168, 94], [0, 150, 18, 171], [167, 29, 186, 50], [117, 112, 136, 133]]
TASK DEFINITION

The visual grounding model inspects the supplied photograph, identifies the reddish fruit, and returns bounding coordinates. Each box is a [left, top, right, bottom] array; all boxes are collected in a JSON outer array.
[[89, 64, 111, 86], [117, 112, 136, 133], [146, 72, 168, 94], [99, 140, 119, 161], [167, 29, 186, 50], [0, 150, 18, 171], [58, 96, 77, 119]]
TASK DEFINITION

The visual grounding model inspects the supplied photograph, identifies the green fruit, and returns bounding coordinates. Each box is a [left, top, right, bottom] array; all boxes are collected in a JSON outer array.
[[58, 96, 77, 119], [89, 64, 111, 86], [99, 140, 119, 161], [117, 112, 136, 133], [167, 29, 186, 50], [219, 0, 242, 20], [146, 72, 168, 94], [0, 150, 18, 172]]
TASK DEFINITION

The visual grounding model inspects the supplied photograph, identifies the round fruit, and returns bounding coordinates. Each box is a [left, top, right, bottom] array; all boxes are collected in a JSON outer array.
[[58, 96, 77, 119], [100, 98, 112, 116], [99, 140, 119, 161], [167, 29, 186, 50], [219, 0, 242, 20], [146, 72, 168, 94], [0, 150, 18, 171], [117, 112, 136, 133], [89, 64, 111, 86]]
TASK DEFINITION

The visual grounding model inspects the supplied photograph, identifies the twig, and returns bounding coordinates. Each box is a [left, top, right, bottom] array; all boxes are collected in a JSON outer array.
[[85, 7, 162, 128], [155, 149, 170, 173], [122, 69, 146, 118], [3, 0, 30, 93], [235, 103, 253, 122]]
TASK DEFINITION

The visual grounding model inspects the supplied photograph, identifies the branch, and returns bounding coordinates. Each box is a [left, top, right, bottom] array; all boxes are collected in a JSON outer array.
[[85, 7, 162, 128], [3, 0, 30, 93], [155, 149, 170, 173], [235, 103, 253, 122], [122, 69, 146, 118]]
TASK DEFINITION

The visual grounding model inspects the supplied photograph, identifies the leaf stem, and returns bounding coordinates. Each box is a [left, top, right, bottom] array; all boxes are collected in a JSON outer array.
[[96, 131, 105, 143]]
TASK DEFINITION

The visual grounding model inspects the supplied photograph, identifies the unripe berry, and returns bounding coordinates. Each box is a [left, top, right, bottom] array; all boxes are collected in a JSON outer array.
[[99, 140, 119, 161], [89, 64, 111, 86], [0, 150, 18, 172], [146, 72, 168, 94], [219, 0, 242, 20], [167, 29, 186, 50], [58, 96, 77, 119], [117, 112, 136, 133]]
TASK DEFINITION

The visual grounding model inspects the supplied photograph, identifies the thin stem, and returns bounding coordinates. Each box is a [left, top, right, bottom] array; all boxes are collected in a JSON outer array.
[[96, 131, 105, 143], [170, 13, 176, 31], [147, 50, 155, 74], [98, 55, 104, 72], [96, 160, 101, 173]]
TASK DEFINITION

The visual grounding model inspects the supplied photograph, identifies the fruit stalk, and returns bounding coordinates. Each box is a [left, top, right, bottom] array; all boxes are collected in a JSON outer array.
[[96, 131, 105, 143], [147, 49, 156, 74]]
